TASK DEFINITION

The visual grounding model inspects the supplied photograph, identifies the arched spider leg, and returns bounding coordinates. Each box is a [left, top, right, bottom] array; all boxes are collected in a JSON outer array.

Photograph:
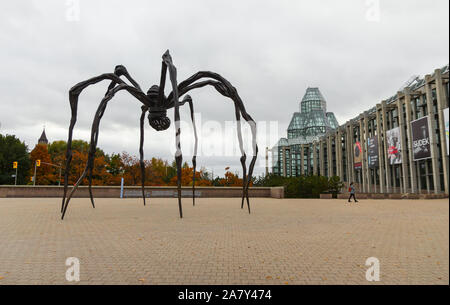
[[166, 75, 258, 213], [61, 83, 146, 220], [162, 50, 184, 218], [61, 71, 147, 215], [179, 95, 197, 206], [234, 108, 248, 210], [85, 66, 144, 209], [139, 105, 149, 206]]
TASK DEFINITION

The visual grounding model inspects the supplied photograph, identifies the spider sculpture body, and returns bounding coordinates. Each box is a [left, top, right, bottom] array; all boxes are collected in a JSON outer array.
[[61, 50, 258, 220]]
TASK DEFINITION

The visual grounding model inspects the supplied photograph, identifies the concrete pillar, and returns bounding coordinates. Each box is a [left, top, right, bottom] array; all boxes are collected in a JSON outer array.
[[319, 140, 325, 176], [397, 95, 409, 193], [327, 135, 333, 177], [300, 144, 305, 176], [359, 116, 367, 193], [346, 124, 353, 183], [335, 129, 342, 179], [381, 101, 391, 193], [313, 143, 318, 176], [435, 69, 449, 194], [375, 105, 386, 193], [403, 88, 417, 193], [424, 75, 441, 194], [350, 123, 356, 184], [363, 112, 371, 193]]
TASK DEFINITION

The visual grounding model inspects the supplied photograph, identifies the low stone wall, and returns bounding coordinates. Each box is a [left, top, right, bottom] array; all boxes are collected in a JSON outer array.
[[0, 185, 284, 199]]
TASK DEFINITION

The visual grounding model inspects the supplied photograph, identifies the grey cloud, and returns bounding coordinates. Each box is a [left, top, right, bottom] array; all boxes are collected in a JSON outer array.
[[0, 0, 448, 176]]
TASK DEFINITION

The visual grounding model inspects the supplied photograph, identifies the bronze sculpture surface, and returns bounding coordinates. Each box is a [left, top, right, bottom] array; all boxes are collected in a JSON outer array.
[[61, 50, 258, 219]]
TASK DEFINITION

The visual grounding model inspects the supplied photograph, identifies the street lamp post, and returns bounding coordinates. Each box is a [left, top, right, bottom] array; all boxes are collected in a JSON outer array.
[[33, 161, 37, 186]]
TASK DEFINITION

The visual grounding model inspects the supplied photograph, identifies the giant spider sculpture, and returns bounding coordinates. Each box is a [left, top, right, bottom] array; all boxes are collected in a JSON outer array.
[[61, 50, 258, 220]]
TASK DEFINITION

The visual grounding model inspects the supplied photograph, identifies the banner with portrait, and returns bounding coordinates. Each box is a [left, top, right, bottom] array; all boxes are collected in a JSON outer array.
[[386, 127, 402, 165], [354, 141, 362, 169], [367, 137, 379, 168], [411, 116, 431, 161], [444, 108, 449, 155]]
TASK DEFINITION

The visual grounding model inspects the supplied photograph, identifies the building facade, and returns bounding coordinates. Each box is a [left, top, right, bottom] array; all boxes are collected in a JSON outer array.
[[272, 87, 339, 176], [273, 65, 450, 195]]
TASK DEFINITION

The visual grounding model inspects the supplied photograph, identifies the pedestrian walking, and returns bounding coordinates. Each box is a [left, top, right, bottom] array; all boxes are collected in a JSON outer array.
[[348, 182, 358, 203]]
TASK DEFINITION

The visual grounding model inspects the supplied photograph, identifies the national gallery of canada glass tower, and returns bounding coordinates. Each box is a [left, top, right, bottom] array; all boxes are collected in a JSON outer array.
[[272, 87, 339, 176]]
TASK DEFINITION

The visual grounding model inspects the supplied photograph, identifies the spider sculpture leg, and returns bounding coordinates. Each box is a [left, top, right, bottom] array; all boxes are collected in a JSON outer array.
[[162, 51, 184, 218], [86, 67, 146, 211], [234, 107, 248, 211], [139, 106, 149, 206], [166, 72, 258, 214], [61, 72, 143, 214], [61, 81, 146, 220], [179, 95, 197, 206]]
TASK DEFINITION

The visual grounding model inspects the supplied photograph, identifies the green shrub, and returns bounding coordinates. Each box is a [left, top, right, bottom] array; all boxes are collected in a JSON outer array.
[[254, 174, 344, 198]]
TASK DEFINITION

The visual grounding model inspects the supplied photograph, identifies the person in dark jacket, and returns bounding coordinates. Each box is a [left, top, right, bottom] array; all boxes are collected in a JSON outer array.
[[348, 182, 358, 203]]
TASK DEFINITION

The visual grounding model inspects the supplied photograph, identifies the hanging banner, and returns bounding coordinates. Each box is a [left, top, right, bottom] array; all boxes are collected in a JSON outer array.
[[411, 116, 431, 161], [386, 127, 402, 165], [444, 108, 449, 155], [354, 141, 362, 169], [367, 137, 379, 168]]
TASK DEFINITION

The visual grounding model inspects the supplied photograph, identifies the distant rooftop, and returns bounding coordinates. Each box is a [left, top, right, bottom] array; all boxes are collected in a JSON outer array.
[[38, 129, 48, 145]]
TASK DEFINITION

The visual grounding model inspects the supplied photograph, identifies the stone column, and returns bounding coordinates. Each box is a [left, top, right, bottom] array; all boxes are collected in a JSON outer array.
[[300, 144, 305, 176], [313, 143, 318, 176], [403, 88, 417, 193], [381, 101, 391, 193], [359, 116, 367, 193], [319, 140, 325, 176], [397, 94, 409, 193], [375, 105, 386, 193], [327, 135, 333, 177], [363, 112, 371, 193], [346, 124, 353, 184], [335, 129, 342, 179], [424, 75, 441, 194], [350, 123, 356, 184], [435, 69, 449, 194]]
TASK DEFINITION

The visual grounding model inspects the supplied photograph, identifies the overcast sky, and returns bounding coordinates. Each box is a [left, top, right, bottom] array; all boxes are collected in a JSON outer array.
[[0, 0, 448, 177]]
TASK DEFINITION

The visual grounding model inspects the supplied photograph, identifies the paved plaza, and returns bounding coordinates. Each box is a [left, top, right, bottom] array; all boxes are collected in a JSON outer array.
[[0, 197, 448, 285]]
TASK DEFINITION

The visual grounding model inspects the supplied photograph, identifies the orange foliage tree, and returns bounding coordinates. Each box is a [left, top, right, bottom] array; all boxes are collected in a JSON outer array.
[[39, 139, 246, 187], [215, 171, 250, 187], [169, 164, 212, 186], [30, 144, 56, 185]]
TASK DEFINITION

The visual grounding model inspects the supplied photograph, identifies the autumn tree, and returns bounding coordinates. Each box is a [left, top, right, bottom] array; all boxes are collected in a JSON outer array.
[[214, 171, 248, 187], [30, 144, 56, 185], [168, 163, 212, 186]]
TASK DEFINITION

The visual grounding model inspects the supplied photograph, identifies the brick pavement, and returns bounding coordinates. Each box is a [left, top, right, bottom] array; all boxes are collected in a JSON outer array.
[[0, 198, 448, 285]]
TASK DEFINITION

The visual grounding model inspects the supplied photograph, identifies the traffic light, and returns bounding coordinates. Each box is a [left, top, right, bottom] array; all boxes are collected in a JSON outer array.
[[13, 161, 18, 169], [36, 160, 41, 167]]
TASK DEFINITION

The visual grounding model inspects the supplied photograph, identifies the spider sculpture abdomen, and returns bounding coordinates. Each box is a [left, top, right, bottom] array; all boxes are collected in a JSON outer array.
[[60, 50, 258, 220]]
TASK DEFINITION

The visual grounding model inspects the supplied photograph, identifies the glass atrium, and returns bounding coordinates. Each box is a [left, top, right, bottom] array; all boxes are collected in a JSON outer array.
[[272, 87, 339, 176]]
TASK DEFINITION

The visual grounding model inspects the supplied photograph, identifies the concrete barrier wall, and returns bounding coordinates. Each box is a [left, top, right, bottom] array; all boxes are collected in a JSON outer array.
[[0, 186, 284, 199]]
